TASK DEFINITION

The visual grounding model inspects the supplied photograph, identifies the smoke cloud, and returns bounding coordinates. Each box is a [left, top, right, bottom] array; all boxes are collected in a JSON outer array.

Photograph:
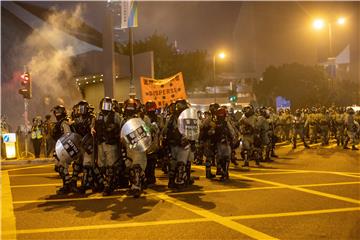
[[2, 4, 85, 130]]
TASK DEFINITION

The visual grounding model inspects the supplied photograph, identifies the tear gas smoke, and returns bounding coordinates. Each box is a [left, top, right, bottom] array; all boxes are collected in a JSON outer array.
[[2, 4, 85, 130]]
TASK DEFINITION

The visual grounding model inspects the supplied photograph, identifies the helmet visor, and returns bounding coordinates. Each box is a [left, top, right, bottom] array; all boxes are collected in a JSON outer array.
[[78, 105, 87, 114], [102, 102, 112, 111]]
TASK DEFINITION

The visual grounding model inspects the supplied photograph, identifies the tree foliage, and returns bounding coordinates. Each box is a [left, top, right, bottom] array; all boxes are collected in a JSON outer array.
[[118, 32, 209, 90], [254, 63, 357, 109]]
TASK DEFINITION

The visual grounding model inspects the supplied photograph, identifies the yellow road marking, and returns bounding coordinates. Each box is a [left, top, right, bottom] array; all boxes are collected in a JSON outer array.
[[246, 167, 360, 178], [11, 186, 279, 204], [5, 164, 54, 172], [226, 171, 360, 205], [2, 217, 208, 235], [10, 172, 59, 177], [1, 171, 17, 240], [11, 183, 61, 188], [155, 193, 278, 240], [229, 207, 360, 220], [297, 181, 360, 188], [241, 171, 308, 176], [12, 181, 360, 204], [3, 206, 360, 236]]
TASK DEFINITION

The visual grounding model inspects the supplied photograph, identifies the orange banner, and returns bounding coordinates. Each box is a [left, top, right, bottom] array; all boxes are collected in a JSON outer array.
[[140, 72, 187, 107]]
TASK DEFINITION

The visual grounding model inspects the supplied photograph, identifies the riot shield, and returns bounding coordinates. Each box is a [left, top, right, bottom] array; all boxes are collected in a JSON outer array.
[[55, 132, 82, 163], [178, 108, 200, 141], [120, 118, 152, 152]]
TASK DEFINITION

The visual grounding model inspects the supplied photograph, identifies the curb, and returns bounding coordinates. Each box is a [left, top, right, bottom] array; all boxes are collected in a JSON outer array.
[[1, 158, 53, 165]]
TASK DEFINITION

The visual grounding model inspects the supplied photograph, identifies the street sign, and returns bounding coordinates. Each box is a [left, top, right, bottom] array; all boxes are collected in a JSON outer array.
[[2, 133, 16, 143]]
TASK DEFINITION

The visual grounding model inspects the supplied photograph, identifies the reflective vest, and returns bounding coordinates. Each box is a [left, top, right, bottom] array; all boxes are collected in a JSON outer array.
[[31, 126, 43, 139]]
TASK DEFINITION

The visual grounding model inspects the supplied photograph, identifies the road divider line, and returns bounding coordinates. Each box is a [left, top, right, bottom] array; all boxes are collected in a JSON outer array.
[[12, 181, 360, 204], [241, 171, 309, 176], [2, 217, 209, 236], [246, 167, 360, 178], [12, 183, 61, 188], [10, 172, 59, 177], [6, 164, 54, 172], [11, 186, 280, 204], [229, 207, 360, 220], [1, 171, 17, 240], [155, 193, 278, 240], [226, 171, 360, 205], [4, 206, 360, 235], [297, 181, 360, 188]]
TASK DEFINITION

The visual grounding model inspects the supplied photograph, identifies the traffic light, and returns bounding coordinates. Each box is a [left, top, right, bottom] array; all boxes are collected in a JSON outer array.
[[229, 95, 237, 103], [18, 72, 32, 99]]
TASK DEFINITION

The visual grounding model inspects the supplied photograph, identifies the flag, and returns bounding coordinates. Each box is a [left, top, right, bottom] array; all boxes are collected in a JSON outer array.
[[121, 0, 138, 29], [140, 73, 187, 107]]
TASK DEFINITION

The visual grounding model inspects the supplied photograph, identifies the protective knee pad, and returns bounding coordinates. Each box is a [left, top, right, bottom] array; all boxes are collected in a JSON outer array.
[[72, 161, 82, 181], [129, 164, 144, 190], [175, 162, 187, 185]]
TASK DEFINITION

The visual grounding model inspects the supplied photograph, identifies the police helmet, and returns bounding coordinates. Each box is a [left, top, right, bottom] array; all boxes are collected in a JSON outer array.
[[145, 101, 157, 113], [124, 98, 139, 116], [215, 108, 227, 120], [100, 97, 113, 112], [209, 103, 220, 115], [243, 105, 255, 118], [346, 107, 355, 115], [175, 99, 189, 113], [260, 107, 270, 118], [52, 105, 67, 120], [77, 100, 89, 115]]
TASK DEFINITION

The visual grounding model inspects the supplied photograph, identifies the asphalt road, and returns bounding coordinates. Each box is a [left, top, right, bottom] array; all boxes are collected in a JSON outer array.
[[1, 142, 360, 240]]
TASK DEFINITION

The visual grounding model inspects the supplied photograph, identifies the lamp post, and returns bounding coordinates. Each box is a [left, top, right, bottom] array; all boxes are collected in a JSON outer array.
[[313, 17, 346, 90], [213, 52, 226, 103]]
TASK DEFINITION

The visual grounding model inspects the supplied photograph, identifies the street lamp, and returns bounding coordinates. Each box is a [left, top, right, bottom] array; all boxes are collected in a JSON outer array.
[[312, 17, 346, 57], [213, 51, 226, 103], [313, 17, 346, 91]]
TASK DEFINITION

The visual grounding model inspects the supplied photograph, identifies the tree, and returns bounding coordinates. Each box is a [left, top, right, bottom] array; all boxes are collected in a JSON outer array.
[[254, 63, 331, 109], [118, 32, 209, 90]]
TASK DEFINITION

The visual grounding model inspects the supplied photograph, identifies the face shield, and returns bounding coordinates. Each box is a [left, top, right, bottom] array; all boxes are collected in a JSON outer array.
[[101, 101, 112, 111], [78, 105, 87, 114]]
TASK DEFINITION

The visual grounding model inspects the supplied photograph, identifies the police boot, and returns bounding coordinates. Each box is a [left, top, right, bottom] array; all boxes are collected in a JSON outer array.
[[175, 162, 187, 187], [231, 150, 239, 166], [304, 142, 310, 149], [103, 167, 115, 196], [343, 140, 350, 149], [128, 164, 144, 198], [271, 150, 278, 158], [220, 160, 229, 181], [352, 145, 359, 151], [186, 161, 194, 186], [168, 172, 176, 189], [92, 167, 105, 193], [292, 140, 297, 149], [57, 179, 71, 195], [145, 158, 156, 186], [242, 152, 250, 167], [205, 162, 215, 179]]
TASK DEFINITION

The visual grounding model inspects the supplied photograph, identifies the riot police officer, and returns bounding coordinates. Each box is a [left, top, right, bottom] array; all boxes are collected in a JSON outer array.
[[292, 109, 309, 149], [95, 97, 122, 196], [343, 107, 359, 150], [163, 99, 195, 188], [73, 100, 104, 194], [200, 103, 219, 179], [144, 101, 162, 185], [213, 108, 236, 180], [51, 105, 78, 195], [121, 98, 149, 197], [240, 105, 259, 167]]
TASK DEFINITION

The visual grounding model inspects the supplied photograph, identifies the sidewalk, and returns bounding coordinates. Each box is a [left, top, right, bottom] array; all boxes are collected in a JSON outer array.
[[1, 157, 53, 165]]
